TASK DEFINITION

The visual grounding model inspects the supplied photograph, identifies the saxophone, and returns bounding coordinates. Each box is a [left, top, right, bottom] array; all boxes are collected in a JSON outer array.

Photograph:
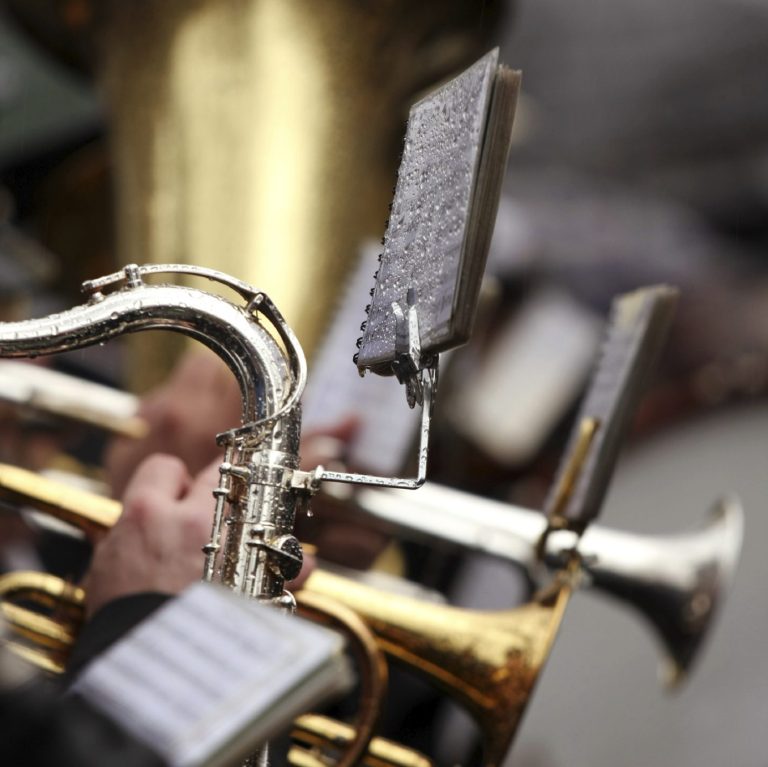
[[0, 262, 313, 604], [0, 261, 433, 764]]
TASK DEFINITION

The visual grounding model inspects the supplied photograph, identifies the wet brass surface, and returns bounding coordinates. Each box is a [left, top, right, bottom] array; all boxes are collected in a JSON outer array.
[[0, 571, 85, 672], [1, 601, 76, 650], [297, 590, 388, 767], [291, 713, 433, 767], [5, 639, 65, 675], [304, 569, 570, 767], [44, 0, 499, 386]]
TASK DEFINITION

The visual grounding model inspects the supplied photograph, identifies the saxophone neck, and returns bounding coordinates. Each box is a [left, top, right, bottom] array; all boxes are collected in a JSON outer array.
[[0, 264, 306, 428]]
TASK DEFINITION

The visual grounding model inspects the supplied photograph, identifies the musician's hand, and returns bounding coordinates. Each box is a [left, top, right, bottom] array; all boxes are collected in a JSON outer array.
[[83, 454, 215, 616], [84, 454, 315, 617], [105, 349, 388, 571], [105, 350, 241, 498]]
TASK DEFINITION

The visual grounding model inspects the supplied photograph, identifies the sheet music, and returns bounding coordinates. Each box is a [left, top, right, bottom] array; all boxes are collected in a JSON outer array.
[[302, 243, 420, 475], [357, 50, 502, 369], [544, 285, 678, 528], [72, 583, 350, 767], [449, 289, 601, 465]]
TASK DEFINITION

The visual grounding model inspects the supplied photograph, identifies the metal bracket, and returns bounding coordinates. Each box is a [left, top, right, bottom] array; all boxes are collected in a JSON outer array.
[[318, 360, 438, 491], [390, 289, 436, 409]]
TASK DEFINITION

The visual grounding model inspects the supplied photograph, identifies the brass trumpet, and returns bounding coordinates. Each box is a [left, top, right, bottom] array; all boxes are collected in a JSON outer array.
[[0, 464, 565, 764], [0, 462, 742, 764]]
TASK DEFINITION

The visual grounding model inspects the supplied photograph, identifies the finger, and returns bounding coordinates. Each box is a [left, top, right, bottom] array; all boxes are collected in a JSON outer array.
[[105, 417, 167, 498], [123, 453, 192, 505], [184, 457, 224, 501]]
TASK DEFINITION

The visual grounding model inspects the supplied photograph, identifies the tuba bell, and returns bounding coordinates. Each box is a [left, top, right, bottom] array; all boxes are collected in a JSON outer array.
[[6, 0, 505, 386]]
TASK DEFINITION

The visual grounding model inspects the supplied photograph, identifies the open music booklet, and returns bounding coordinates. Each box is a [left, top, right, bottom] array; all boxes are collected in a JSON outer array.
[[71, 583, 352, 767], [357, 48, 520, 373]]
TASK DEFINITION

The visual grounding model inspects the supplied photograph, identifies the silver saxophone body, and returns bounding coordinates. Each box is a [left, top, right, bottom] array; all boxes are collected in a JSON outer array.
[[0, 263, 313, 606]]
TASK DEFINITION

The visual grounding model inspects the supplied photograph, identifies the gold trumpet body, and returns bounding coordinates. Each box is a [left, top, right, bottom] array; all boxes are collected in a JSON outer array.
[[0, 467, 568, 767], [301, 570, 569, 767], [0, 458, 742, 763]]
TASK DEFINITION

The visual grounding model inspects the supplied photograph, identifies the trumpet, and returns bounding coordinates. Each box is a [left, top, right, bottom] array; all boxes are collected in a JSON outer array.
[[325, 482, 744, 685], [0, 461, 743, 765]]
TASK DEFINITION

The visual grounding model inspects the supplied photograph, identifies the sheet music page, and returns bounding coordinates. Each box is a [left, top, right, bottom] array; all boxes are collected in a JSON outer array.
[[302, 243, 420, 475], [72, 583, 350, 767], [449, 288, 601, 465], [357, 50, 500, 369], [543, 285, 678, 527]]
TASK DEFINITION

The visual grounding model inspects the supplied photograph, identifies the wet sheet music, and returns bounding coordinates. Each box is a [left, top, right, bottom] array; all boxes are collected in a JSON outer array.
[[357, 49, 520, 373]]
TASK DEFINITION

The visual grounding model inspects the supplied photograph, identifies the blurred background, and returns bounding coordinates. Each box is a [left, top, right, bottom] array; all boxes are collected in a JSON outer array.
[[0, 1, 767, 765]]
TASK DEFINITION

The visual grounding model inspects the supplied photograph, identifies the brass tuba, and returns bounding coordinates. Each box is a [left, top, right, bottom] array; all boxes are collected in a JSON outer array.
[[6, 0, 505, 385]]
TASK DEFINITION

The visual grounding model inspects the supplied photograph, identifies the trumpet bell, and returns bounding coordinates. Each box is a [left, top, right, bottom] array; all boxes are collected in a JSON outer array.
[[301, 569, 572, 767], [583, 494, 744, 686]]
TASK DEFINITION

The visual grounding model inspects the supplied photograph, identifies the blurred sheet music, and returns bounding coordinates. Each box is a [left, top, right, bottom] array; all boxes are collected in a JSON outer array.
[[72, 583, 351, 767], [450, 288, 600, 465], [302, 243, 420, 476]]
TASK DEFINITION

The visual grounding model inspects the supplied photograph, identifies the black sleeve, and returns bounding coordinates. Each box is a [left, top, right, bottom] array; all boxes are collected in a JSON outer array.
[[0, 679, 168, 767], [0, 593, 175, 767], [66, 592, 171, 678]]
